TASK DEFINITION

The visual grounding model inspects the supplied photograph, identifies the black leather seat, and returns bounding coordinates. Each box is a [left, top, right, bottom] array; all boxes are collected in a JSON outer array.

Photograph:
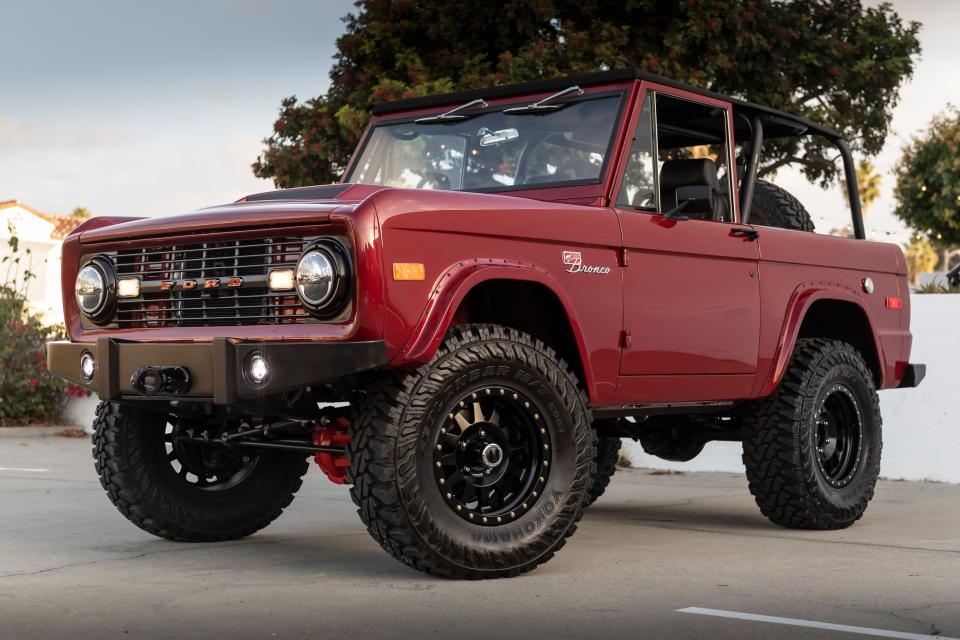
[[659, 158, 727, 221]]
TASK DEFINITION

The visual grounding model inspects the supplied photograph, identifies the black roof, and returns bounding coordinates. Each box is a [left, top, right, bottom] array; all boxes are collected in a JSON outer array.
[[371, 68, 842, 141]]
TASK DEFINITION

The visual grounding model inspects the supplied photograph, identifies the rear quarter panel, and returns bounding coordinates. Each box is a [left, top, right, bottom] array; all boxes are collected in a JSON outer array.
[[754, 227, 911, 392]]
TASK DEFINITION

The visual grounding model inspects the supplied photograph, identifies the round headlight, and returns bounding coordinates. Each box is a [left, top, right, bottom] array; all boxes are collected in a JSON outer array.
[[76, 263, 107, 315], [296, 249, 336, 307]]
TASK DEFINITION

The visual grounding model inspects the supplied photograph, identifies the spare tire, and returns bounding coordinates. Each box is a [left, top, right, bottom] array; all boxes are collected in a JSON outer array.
[[748, 180, 815, 232]]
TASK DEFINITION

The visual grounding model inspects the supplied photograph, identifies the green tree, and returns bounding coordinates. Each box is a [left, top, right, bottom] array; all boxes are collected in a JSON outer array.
[[903, 234, 938, 285], [253, 0, 921, 189], [894, 106, 960, 246], [72, 207, 92, 219]]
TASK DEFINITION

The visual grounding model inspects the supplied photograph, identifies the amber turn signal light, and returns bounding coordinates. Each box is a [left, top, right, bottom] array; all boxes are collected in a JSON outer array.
[[393, 263, 425, 281]]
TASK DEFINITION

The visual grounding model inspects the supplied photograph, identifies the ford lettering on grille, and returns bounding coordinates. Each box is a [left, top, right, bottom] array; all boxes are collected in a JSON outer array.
[[107, 237, 314, 328]]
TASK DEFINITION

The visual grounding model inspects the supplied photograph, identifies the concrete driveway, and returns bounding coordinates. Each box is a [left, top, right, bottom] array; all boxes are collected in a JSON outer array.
[[1, 433, 957, 639]]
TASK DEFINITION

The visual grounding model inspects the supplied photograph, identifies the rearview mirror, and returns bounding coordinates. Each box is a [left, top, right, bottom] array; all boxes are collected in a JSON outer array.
[[479, 127, 519, 147]]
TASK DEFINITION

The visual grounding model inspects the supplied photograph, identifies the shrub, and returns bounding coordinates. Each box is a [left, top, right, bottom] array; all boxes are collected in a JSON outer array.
[[0, 236, 66, 425], [915, 282, 960, 294]]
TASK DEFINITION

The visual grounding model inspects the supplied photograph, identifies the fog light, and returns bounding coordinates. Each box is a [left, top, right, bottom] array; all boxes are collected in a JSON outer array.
[[80, 352, 96, 382], [117, 277, 140, 298], [268, 268, 295, 291], [245, 352, 269, 386]]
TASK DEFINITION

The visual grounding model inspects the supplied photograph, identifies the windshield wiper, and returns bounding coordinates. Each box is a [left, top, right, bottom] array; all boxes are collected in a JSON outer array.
[[414, 98, 488, 124], [503, 86, 584, 115]]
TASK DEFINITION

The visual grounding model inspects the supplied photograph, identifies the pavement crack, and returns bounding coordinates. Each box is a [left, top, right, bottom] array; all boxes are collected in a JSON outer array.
[[0, 537, 292, 579], [885, 601, 960, 637]]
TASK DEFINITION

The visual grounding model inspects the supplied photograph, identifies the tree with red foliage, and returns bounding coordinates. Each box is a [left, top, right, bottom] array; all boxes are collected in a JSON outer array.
[[253, 0, 920, 189]]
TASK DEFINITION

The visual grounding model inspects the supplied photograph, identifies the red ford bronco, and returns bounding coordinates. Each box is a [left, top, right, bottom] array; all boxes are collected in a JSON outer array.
[[48, 69, 924, 579]]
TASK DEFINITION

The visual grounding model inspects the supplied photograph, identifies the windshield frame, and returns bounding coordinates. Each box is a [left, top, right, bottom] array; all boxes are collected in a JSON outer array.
[[343, 88, 628, 196]]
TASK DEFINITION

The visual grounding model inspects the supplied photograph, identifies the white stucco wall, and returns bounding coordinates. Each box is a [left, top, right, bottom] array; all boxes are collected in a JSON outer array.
[[624, 294, 960, 483], [0, 205, 64, 323]]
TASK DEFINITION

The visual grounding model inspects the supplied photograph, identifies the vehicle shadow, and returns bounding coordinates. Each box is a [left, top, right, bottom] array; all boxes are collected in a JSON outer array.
[[581, 499, 779, 533]]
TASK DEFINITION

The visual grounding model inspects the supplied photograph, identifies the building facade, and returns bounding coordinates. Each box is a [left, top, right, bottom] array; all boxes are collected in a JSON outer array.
[[0, 199, 86, 324]]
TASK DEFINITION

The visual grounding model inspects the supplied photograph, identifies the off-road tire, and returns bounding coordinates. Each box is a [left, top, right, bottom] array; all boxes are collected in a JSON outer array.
[[587, 436, 621, 505], [348, 324, 595, 579], [93, 401, 310, 541], [740, 338, 882, 529], [749, 180, 815, 232]]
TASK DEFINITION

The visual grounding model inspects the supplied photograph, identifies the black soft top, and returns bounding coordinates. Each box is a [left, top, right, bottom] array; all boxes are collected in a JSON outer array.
[[371, 68, 841, 142]]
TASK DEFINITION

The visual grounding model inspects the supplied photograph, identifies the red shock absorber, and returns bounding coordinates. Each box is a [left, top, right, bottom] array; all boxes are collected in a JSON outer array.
[[313, 417, 352, 484]]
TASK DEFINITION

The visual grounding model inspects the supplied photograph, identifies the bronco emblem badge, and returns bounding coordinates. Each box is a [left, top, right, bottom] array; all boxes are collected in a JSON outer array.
[[562, 250, 611, 275]]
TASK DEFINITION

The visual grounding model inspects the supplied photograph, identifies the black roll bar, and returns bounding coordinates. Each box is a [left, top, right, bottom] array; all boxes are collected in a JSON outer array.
[[739, 115, 764, 224], [837, 138, 866, 240], [737, 113, 865, 240]]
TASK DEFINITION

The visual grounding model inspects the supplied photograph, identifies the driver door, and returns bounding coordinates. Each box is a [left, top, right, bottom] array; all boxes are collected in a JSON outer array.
[[614, 86, 761, 403]]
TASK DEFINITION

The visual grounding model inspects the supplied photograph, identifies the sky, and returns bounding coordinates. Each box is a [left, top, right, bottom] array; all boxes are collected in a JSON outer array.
[[1, 0, 957, 244]]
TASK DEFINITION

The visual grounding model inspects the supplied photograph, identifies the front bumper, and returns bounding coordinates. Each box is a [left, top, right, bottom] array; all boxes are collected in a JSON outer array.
[[47, 338, 387, 404]]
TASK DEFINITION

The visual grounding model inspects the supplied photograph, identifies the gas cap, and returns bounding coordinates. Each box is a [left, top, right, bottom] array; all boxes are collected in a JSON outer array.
[[862, 277, 875, 294]]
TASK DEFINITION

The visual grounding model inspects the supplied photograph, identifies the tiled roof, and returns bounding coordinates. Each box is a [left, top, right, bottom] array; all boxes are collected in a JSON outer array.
[[0, 199, 87, 239]]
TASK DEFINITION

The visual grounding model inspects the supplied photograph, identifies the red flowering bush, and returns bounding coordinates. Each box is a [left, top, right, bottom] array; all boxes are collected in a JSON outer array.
[[0, 236, 66, 425]]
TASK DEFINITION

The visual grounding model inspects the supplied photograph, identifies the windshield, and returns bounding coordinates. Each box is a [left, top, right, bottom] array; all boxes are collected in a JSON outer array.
[[346, 94, 623, 192]]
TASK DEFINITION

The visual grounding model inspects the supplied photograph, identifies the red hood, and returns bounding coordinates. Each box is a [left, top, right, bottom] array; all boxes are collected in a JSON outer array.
[[76, 183, 387, 244]]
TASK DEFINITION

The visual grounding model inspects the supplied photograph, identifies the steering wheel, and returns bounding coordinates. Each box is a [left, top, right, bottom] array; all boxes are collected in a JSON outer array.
[[417, 172, 451, 190]]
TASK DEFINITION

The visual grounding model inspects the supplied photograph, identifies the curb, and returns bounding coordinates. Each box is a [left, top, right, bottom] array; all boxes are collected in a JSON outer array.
[[0, 426, 85, 439]]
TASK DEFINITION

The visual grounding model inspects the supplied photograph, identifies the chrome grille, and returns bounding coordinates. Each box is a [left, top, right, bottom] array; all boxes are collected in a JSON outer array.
[[108, 237, 313, 327]]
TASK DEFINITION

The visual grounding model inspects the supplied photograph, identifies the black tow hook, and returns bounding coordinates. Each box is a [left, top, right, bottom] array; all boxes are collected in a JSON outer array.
[[130, 365, 192, 396]]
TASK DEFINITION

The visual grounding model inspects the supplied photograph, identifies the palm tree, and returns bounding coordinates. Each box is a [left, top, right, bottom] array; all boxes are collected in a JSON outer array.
[[845, 159, 881, 217]]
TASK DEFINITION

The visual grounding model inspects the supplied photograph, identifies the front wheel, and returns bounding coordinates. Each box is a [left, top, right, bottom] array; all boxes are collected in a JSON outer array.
[[348, 324, 595, 579], [740, 338, 882, 529], [93, 402, 310, 541]]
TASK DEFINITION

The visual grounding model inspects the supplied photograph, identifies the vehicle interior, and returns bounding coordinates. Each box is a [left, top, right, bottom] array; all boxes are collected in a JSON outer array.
[[617, 92, 733, 222], [347, 94, 623, 192]]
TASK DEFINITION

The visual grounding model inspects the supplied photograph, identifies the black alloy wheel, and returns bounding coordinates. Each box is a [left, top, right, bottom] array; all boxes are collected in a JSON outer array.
[[814, 384, 864, 488], [433, 386, 551, 525], [348, 324, 595, 579], [163, 421, 259, 491]]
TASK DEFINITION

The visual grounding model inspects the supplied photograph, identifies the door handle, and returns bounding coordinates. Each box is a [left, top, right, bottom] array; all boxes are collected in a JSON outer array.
[[730, 227, 759, 241]]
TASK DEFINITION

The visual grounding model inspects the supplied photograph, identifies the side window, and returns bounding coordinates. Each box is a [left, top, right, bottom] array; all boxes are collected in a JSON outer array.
[[617, 92, 734, 221], [654, 94, 733, 221], [616, 94, 657, 210]]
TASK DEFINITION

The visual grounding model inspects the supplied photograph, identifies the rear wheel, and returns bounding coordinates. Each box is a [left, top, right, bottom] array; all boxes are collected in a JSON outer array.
[[348, 324, 595, 579], [586, 436, 621, 505], [93, 402, 310, 541], [740, 338, 881, 529]]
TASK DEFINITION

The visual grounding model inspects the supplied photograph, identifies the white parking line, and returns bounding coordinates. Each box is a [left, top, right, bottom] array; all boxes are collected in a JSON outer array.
[[0, 466, 50, 473], [677, 607, 958, 640]]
